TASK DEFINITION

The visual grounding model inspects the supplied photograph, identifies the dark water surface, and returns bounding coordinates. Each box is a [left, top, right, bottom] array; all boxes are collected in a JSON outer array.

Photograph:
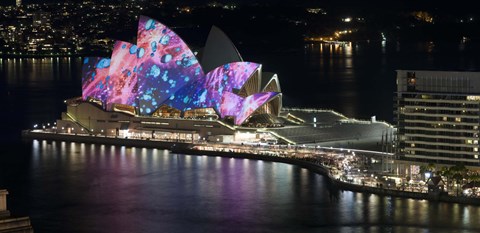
[[2, 41, 480, 232], [2, 141, 480, 233]]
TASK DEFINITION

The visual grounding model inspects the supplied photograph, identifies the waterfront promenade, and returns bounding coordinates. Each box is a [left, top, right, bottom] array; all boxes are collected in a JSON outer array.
[[22, 130, 480, 206]]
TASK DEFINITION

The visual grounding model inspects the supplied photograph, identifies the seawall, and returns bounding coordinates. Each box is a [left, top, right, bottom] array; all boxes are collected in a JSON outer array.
[[22, 130, 192, 150], [173, 149, 480, 206], [22, 130, 480, 206]]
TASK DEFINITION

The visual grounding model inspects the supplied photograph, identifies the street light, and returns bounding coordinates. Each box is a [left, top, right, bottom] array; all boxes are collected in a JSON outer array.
[[425, 172, 431, 180]]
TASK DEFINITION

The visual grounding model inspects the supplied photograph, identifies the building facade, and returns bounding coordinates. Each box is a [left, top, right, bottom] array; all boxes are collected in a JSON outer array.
[[395, 70, 480, 168]]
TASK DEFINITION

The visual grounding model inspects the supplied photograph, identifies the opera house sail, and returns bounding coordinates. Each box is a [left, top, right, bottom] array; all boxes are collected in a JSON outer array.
[[80, 15, 282, 127]]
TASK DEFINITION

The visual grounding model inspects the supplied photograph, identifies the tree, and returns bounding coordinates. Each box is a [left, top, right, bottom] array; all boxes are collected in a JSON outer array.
[[450, 164, 468, 196], [440, 166, 453, 192], [426, 163, 436, 173], [419, 163, 436, 180], [469, 172, 480, 196]]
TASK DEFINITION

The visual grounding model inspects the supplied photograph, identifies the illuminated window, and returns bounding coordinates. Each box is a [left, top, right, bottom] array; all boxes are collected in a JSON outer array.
[[407, 72, 416, 91], [467, 96, 480, 101], [411, 165, 420, 174], [455, 117, 461, 122], [421, 95, 431, 99]]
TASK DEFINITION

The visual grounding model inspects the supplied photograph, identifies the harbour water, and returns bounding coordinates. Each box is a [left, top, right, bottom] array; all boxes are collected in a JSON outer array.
[[2, 141, 480, 233], [2, 40, 480, 232]]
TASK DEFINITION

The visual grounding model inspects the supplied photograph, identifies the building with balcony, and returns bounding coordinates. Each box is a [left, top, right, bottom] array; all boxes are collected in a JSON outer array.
[[395, 70, 480, 169]]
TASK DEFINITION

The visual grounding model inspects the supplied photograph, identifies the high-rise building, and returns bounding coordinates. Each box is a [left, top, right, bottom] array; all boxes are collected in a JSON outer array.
[[395, 70, 480, 168], [16, 0, 21, 7]]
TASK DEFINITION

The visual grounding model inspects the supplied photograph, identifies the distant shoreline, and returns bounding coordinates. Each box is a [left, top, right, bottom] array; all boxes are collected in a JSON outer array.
[[0, 53, 108, 59]]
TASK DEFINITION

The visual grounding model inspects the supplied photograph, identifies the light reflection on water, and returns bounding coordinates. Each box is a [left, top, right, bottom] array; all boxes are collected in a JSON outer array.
[[0, 141, 476, 232]]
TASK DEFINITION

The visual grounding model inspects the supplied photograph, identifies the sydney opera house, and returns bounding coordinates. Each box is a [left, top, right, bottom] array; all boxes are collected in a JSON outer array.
[[56, 15, 390, 147], [57, 15, 284, 142]]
